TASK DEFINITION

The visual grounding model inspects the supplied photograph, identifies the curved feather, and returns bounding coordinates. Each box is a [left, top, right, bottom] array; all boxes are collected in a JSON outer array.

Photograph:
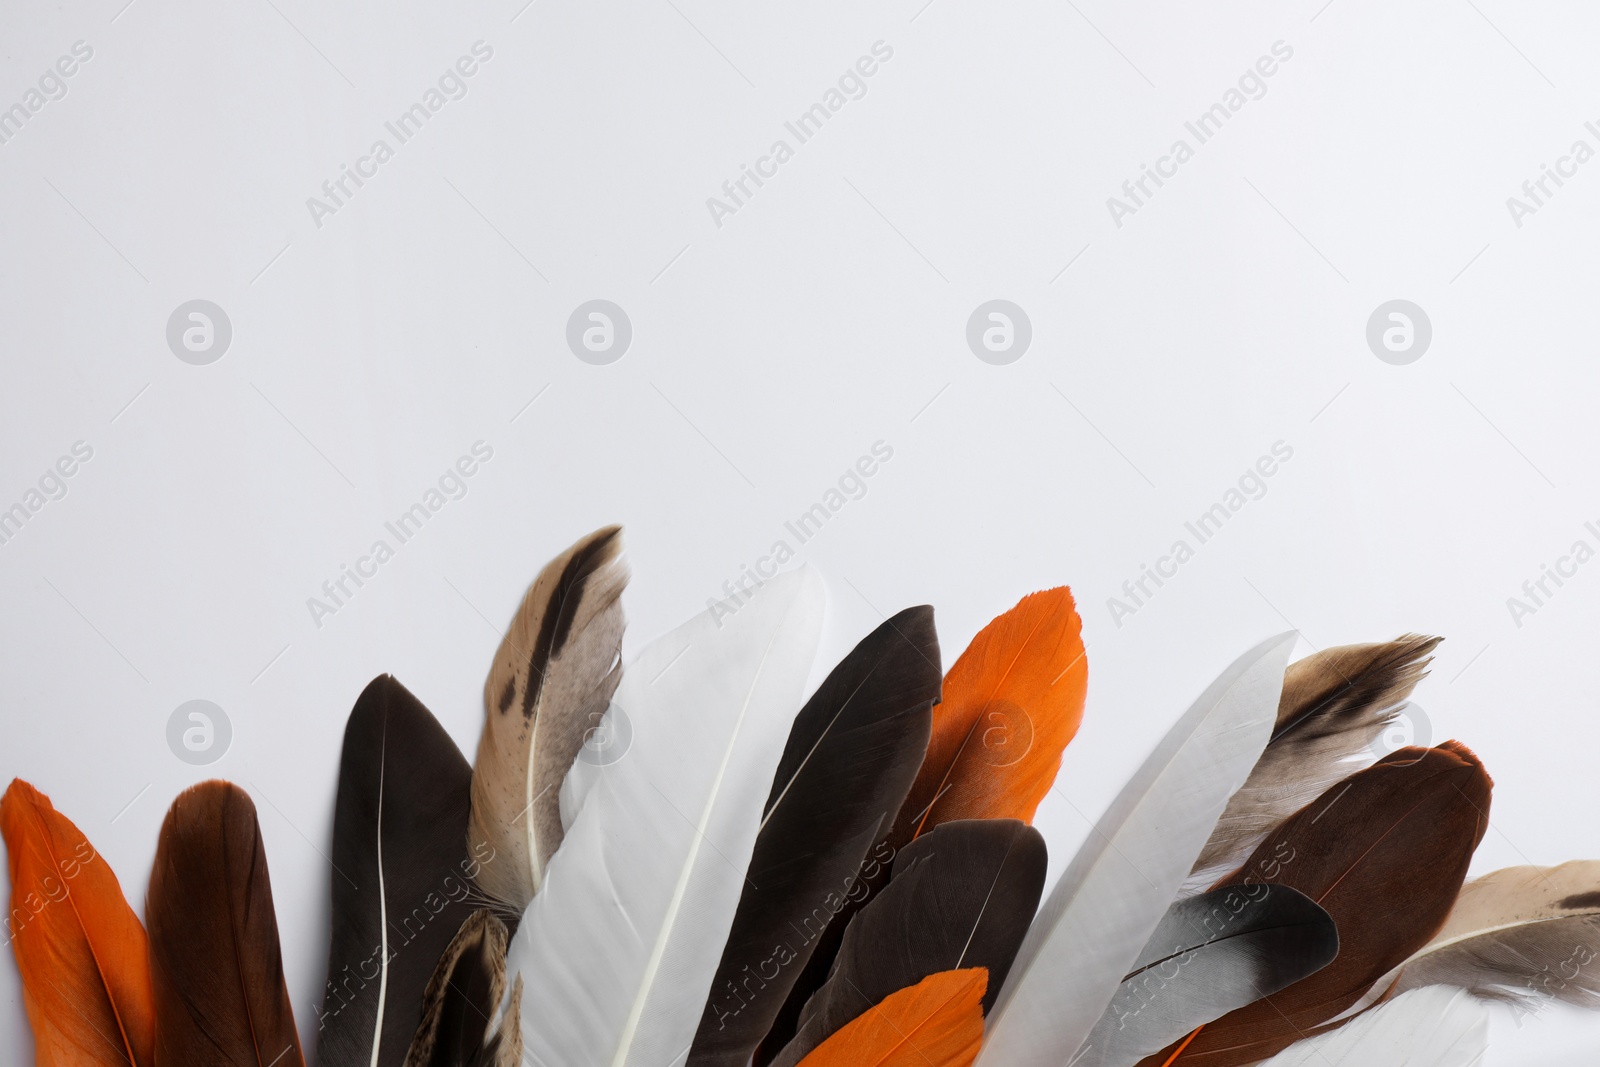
[[1188, 636, 1439, 890], [506, 567, 824, 1067], [794, 969, 986, 1067], [1255, 987, 1487, 1067], [893, 587, 1086, 843], [1, 779, 154, 1067], [771, 819, 1045, 1067], [147, 781, 304, 1067], [1388, 860, 1600, 1008], [687, 606, 940, 1067], [1142, 741, 1493, 1066], [469, 525, 628, 914], [1075, 886, 1337, 1067], [976, 632, 1296, 1067], [318, 676, 475, 1067]]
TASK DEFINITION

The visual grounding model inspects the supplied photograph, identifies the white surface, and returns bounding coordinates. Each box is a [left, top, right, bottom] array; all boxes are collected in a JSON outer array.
[[2, 0, 1599, 1063]]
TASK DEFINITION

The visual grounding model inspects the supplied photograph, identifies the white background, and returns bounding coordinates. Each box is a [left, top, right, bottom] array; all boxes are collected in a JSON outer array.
[[3, 0, 1600, 1061]]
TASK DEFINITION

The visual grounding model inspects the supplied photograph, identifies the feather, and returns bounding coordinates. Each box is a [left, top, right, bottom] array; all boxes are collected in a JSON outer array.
[[760, 589, 1082, 1065], [771, 819, 1046, 1067], [505, 567, 824, 1067], [317, 676, 476, 1067], [1188, 636, 1440, 890], [1387, 860, 1600, 1008], [1255, 986, 1487, 1067], [976, 632, 1296, 1067], [1074, 885, 1338, 1067], [793, 969, 987, 1067], [892, 587, 1086, 843], [403, 909, 522, 1067], [686, 606, 941, 1067], [1141, 741, 1492, 1066], [147, 780, 304, 1067], [468, 525, 628, 914], [1, 779, 154, 1067]]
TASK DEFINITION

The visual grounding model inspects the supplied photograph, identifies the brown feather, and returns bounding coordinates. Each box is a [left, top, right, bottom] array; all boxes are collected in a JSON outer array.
[[1142, 741, 1491, 1067], [147, 781, 304, 1067]]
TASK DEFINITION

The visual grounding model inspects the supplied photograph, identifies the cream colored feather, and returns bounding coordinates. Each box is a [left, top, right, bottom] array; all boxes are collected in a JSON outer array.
[[467, 525, 628, 914], [1389, 861, 1600, 1008]]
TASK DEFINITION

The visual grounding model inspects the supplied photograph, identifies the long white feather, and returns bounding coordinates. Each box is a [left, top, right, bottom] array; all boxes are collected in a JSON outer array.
[[505, 567, 825, 1067], [1257, 987, 1488, 1067], [976, 632, 1296, 1067]]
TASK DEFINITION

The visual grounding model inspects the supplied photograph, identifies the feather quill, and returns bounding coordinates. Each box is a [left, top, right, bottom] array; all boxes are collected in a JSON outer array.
[[1387, 860, 1600, 1008], [1255, 986, 1487, 1067], [317, 675, 476, 1067], [976, 632, 1296, 1067], [892, 587, 1086, 843], [468, 525, 628, 914], [403, 909, 521, 1067], [1188, 636, 1440, 890], [687, 606, 941, 1067], [1141, 741, 1492, 1066], [505, 567, 824, 1067], [1074, 885, 1337, 1067], [147, 780, 304, 1067], [794, 969, 987, 1067], [1, 779, 154, 1067], [771, 819, 1045, 1067]]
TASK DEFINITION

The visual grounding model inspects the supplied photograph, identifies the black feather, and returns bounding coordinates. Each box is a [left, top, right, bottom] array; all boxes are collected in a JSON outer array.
[[687, 606, 940, 1067], [769, 818, 1046, 1067], [316, 675, 476, 1067]]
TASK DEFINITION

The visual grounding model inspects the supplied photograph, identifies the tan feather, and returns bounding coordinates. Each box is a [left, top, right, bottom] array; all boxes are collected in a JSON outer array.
[[404, 909, 511, 1067], [467, 525, 628, 914], [1187, 635, 1439, 889], [1388, 861, 1600, 1009]]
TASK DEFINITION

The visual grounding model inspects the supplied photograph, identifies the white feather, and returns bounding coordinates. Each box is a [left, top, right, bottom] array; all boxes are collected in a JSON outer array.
[[976, 632, 1296, 1067], [504, 568, 825, 1067], [1257, 987, 1488, 1067]]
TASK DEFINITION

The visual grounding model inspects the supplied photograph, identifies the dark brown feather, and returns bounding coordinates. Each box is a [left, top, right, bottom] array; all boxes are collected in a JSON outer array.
[[147, 780, 304, 1067], [1141, 741, 1492, 1066]]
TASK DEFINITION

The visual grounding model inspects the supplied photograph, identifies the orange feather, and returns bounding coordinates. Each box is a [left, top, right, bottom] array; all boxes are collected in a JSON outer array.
[[1, 778, 155, 1067], [795, 968, 987, 1067], [895, 587, 1087, 842]]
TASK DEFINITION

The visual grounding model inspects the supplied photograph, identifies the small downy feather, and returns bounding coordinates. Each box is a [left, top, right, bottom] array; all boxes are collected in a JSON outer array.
[[468, 525, 628, 914], [506, 568, 824, 1067], [1141, 742, 1492, 1067], [147, 780, 304, 1067], [892, 587, 1087, 843], [686, 607, 940, 1067], [977, 633, 1296, 1067], [1, 779, 154, 1067], [317, 675, 476, 1067], [1256, 986, 1487, 1067], [794, 969, 987, 1067], [1387, 860, 1600, 1008], [1074, 885, 1338, 1067], [770, 819, 1045, 1067], [1188, 635, 1440, 890], [403, 909, 521, 1067]]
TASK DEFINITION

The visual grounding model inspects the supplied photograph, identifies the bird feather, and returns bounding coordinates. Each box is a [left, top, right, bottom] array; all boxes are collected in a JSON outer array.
[[1255, 986, 1487, 1067], [504, 567, 824, 1067], [318, 675, 476, 1067], [468, 525, 628, 914], [687, 606, 941, 1067], [794, 969, 987, 1067], [976, 632, 1296, 1067], [147, 780, 305, 1067], [1, 779, 155, 1067]]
